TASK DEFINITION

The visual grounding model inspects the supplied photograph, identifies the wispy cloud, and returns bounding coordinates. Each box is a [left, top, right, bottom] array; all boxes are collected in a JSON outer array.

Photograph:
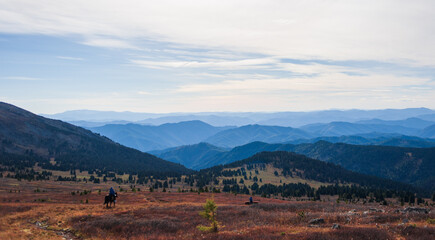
[[1, 1, 434, 66], [130, 57, 277, 70], [0, 1, 434, 112], [137, 91, 152, 95], [176, 73, 431, 93], [1, 76, 40, 81], [56, 56, 84, 61], [82, 38, 139, 50]]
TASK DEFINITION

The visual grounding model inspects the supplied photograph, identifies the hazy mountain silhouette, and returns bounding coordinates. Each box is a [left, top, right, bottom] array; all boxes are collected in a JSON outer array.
[[356, 117, 434, 129], [90, 121, 233, 152], [152, 142, 227, 170], [45, 108, 435, 127], [300, 122, 419, 136], [420, 124, 435, 138], [204, 125, 311, 148]]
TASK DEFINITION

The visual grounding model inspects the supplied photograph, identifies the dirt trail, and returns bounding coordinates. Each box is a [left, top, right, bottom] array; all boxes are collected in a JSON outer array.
[[34, 220, 80, 240]]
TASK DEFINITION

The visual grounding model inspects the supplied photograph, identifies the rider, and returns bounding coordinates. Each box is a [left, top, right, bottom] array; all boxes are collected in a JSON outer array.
[[109, 187, 116, 198]]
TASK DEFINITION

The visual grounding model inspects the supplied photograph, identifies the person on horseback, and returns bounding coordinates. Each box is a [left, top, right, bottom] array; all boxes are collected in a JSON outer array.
[[109, 187, 116, 198], [104, 187, 118, 208]]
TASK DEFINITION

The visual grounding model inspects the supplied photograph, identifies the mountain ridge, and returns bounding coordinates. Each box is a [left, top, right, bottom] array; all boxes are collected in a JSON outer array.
[[0, 102, 191, 175], [156, 140, 435, 191]]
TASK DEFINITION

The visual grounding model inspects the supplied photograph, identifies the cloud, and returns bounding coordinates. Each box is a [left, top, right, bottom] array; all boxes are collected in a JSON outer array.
[[137, 91, 152, 95], [82, 38, 139, 49], [130, 57, 277, 70], [1, 1, 434, 113], [175, 73, 431, 94], [1, 0, 434, 66], [56, 56, 84, 61], [1, 76, 40, 81]]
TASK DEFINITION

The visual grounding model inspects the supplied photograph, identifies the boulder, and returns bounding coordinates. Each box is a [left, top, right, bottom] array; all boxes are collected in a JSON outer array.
[[331, 223, 340, 229], [403, 207, 429, 214], [369, 208, 385, 213], [308, 218, 325, 224]]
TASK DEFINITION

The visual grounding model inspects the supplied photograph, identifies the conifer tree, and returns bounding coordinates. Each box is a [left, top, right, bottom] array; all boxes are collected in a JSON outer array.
[[197, 198, 219, 232]]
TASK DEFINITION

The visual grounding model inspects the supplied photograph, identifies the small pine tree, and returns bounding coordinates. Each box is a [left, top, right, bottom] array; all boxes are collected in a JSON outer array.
[[197, 198, 219, 232]]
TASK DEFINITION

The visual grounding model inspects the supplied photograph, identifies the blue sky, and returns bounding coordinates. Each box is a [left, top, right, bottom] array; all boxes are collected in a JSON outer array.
[[1, 0, 434, 114]]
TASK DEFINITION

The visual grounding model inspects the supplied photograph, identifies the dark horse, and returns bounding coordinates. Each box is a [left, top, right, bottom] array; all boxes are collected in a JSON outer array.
[[104, 193, 117, 208]]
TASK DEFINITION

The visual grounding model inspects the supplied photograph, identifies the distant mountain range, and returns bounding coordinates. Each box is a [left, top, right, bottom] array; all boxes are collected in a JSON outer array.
[[300, 121, 419, 136], [155, 141, 435, 191], [151, 142, 228, 170], [0, 102, 191, 175], [285, 134, 435, 148], [88, 118, 435, 151], [90, 121, 233, 152], [204, 125, 311, 148], [2, 102, 433, 194], [355, 117, 435, 129], [44, 107, 435, 127]]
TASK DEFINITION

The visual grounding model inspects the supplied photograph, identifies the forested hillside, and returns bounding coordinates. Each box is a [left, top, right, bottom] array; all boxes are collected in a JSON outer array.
[[0, 102, 192, 176]]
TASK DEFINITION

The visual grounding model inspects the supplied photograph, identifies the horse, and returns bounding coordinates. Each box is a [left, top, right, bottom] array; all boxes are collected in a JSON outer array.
[[104, 193, 117, 208]]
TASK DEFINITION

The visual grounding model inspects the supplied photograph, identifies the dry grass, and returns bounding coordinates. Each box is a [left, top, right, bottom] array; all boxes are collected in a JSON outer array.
[[220, 164, 329, 188], [0, 177, 433, 240]]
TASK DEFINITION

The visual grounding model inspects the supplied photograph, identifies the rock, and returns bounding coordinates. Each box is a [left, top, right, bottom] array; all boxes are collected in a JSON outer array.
[[308, 218, 325, 225], [403, 207, 429, 214], [369, 208, 385, 213], [331, 223, 340, 229], [308, 224, 320, 228], [346, 209, 358, 216]]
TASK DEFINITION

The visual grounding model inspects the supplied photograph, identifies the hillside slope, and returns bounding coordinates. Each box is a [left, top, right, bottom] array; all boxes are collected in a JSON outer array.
[[286, 135, 435, 148], [420, 124, 435, 138], [196, 151, 420, 195], [0, 102, 191, 174], [300, 121, 419, 136], [291, 141, 435, 190], [356, 117, 434, 129], [156, 142, 227, 170], [205, 125, 311, 148], [158, 140, 435, 190]]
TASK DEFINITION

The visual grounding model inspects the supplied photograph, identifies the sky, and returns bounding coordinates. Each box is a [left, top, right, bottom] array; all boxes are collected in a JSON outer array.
[[1, 0, 435, 114]]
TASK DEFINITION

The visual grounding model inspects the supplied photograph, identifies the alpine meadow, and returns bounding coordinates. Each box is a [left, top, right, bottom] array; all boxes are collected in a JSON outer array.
[[1, 1, 434, 239]]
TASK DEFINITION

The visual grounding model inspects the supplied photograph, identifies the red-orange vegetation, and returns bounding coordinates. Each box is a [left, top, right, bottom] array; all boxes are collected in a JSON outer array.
[[0, 178, 433, 240]]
